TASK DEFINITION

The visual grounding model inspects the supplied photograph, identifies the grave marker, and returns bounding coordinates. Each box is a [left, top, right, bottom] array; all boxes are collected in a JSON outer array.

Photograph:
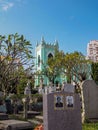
[[82, 80, 98, 119], [43, 91, 82, 130]]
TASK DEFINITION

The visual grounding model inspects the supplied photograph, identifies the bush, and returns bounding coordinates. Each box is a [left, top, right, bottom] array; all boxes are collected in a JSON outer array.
[[32, 102, 43, 111], [31, 89, 38, 94], [31, 94, 43, 103], [83, 123, 98, 130]]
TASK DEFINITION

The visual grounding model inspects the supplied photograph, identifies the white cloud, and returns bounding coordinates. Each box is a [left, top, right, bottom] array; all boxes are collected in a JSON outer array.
[[2, 2, 14, 11], [0, 0, 14, 11], [0, 0, 25, 11]]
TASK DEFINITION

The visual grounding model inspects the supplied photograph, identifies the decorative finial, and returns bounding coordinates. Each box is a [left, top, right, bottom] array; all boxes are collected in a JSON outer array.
[[36, 41, 39, 46], [54, 39, 58, 45], [54, 39, 59, 49], [41, 36, 45, 45]]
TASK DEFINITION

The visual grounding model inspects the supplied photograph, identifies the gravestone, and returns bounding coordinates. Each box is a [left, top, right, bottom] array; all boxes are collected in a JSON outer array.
[[0, 91, 3, 97], [63, 83, 75, 93], [38, 87, 44, 94], [0, 98, 8, 120], [44, 87, 49, 94], [43, 91, 82, 130], [5, 97, 13, 114], [82, 80, 98, 119], [48, 86, 56, 93], [0, 104, 7, 113], [44, 86, 56, 94]]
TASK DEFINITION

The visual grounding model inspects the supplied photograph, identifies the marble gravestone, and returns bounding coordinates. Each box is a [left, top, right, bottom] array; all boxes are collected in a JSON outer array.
[[43, 91, 82, 130]]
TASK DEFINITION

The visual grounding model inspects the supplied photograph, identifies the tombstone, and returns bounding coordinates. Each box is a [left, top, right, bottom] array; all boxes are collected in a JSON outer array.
[[0, 99, 8, 120], [44, 87, 49, 94], [48, 86, 53, 93], [0, 91, 3, 97], [5, 97, 13, 114], [38, 87, 44, 94], [43, 91, 82, 130], [0, 104, 7, 113], [82, 80, 98, 119], [53, 85, 56, 92], [13, 100, 19, 114], [63, 83, 75, 93]]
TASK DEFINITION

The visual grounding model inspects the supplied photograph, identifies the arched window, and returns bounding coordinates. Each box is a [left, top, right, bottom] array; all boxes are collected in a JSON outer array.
[[48, 53, 53, 59], [38, 55, 40, 67]]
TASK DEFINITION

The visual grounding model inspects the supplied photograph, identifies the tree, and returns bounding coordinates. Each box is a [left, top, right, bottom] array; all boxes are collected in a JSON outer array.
[[91, 62, 98, 85], [46, 49, 65, 84], [63, 51, 91, 84], [63, 51, 91, 123], [47, 51, 90, 85], [0, 33, 34, 95], [47, 50, 91, 122]]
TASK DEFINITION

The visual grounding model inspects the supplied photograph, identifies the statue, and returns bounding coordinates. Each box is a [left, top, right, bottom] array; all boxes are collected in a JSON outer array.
[[24, 82, 32, 113], [40, 77, 43, 88], [24, 82, 31, 95]]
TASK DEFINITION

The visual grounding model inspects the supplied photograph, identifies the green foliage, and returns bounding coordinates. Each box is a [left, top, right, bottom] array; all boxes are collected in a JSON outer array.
[[91, 62, 98, 85], [64, 51, 90, 83], [47, 50, 90, 84], [9, 94, 25, 102], [46, 50, 65, 83], [83, 123, 98, 130], [32, 93, 43, 103], [31, 88, 38, 94], [0, 33, 34, 94]]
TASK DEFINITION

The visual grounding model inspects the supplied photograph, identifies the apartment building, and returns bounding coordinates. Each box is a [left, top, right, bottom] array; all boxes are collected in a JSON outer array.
[[87, 40, 98, 62]]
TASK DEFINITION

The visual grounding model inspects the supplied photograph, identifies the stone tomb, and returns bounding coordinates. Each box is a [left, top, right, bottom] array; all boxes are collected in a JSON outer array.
[[43, 91, 82, 130], [0, 120, 33, 130]]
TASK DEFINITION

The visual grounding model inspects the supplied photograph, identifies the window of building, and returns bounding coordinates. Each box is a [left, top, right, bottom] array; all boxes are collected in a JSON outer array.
[[38, 55, 40, 67], [48, 53, 53, 59]]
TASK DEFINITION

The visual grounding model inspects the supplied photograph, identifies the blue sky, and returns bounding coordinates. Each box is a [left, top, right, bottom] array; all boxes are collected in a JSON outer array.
[[0, 0, 98, 55]]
